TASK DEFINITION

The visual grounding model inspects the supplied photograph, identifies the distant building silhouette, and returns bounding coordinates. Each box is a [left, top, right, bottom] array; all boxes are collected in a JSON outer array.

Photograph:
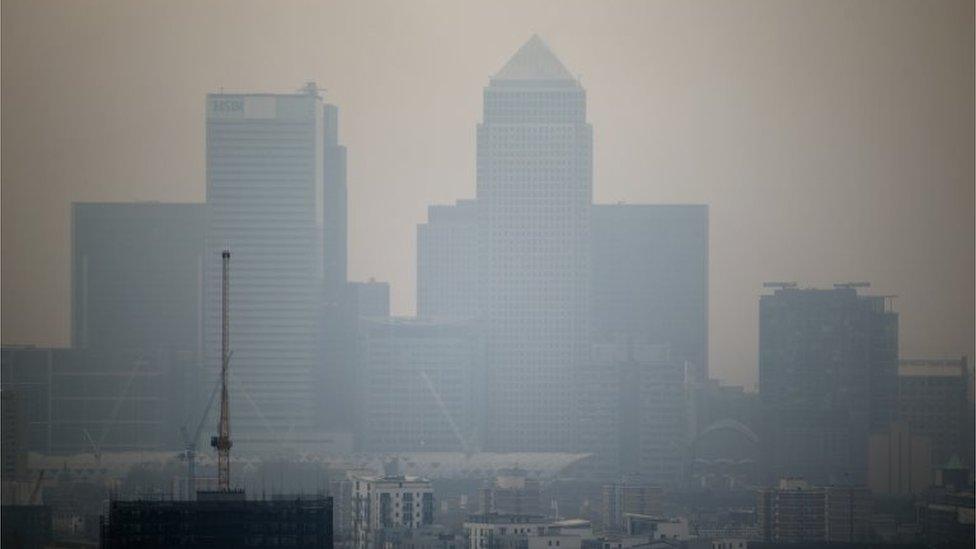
[[349, 280, 391, 319], [205, 87, 327, 441], [898, 357, 971, 468], [577, 343, 685, 483], [476, 35, 592, 452], [359, 318, 484, 452], [590, 204, 708, 382], [759, 285, 898, 484], [417, 200, 480, 322], [319, 102, 353, 434], [867, 421, 932, 496], [0, 346, 196, 454], [71, 202, 205, 354]]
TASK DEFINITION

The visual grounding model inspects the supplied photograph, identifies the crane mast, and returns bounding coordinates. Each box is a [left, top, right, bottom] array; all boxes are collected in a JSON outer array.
[[211, 250, 233, 491]]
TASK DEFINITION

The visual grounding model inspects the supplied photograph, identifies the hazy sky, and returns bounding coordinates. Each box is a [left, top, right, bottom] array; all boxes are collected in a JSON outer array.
[[2, 0, 973, 387]]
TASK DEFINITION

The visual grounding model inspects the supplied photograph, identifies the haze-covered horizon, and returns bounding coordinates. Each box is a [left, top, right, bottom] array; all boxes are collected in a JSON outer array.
[[3, 0, 973, 388]]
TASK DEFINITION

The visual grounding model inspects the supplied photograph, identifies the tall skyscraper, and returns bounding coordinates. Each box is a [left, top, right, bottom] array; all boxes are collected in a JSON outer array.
[[71, 202, 206, 353], [590, 204, 708, 381], [319, 102, 353, 433], [476, 36, 592, 452], [759, 284, 898, 484], [323, 103, 348, 307], [205, 85, 325, 440]]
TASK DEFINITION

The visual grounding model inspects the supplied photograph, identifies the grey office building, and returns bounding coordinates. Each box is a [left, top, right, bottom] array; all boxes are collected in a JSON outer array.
[[590, 204, 708, 382], [759, 284, 898, 484], [71, 202, 206, 353], [1, 345, 197, 454], [359, 318, 485, 452], [319, 102, 353, 433], [417, 200, 480, 322], [476, 35, 592, 452], [578, 343, 685, 484], [205, 86, 326, 440]]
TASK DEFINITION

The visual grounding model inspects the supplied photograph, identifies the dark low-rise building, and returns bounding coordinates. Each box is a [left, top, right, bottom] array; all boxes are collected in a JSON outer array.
[[100, 492, 333, 548], [1, 345, 200, 455]]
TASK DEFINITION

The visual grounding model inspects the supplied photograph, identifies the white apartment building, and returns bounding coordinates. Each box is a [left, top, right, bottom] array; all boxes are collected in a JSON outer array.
[[352, 475, 435, 549]]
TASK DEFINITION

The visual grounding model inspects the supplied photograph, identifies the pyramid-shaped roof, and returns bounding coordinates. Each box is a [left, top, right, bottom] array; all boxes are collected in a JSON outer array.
[[494, 35, 575, 81]]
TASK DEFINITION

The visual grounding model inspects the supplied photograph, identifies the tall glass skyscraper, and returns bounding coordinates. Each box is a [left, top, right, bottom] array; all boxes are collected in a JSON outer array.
[[477, 36, 592, 451], [205, 86, 325, 441]]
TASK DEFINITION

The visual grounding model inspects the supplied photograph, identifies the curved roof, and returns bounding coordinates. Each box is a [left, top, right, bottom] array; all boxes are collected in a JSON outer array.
[[695, 418, 760, 444]]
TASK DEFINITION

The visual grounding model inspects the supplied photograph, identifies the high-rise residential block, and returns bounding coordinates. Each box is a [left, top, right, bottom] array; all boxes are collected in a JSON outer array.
[[352, 474, 434, 549]]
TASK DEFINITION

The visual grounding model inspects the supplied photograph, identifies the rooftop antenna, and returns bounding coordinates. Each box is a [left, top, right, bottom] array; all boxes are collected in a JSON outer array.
[[211, 250, 233, 491]]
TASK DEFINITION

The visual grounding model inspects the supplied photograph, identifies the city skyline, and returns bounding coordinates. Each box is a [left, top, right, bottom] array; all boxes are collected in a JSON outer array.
[[3, 0, 973, 388]]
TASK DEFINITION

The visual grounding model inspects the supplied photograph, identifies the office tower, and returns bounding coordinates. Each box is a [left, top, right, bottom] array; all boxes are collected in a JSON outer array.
[[359, 318, 484, 452], [580, 343, 685, 483], [352, 474, 434, 549], [71, 202, 206, 352], [348, 280, 391, 319], [477, 35, 592, 452], [323, 103, 348, 307], [759, 284, 898, 484], [898, 357, 970, 467], [319, 102, 355, 433], [590, 204, 708, 382], [205, 86, 326, 440], [0, 345, 195, 454], [417, 200, 480, 321]]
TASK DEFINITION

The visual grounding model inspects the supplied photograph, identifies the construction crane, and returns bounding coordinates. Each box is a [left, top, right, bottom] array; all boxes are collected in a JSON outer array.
[[210, 250, 233, 491], [179, 367, 222, 499]]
